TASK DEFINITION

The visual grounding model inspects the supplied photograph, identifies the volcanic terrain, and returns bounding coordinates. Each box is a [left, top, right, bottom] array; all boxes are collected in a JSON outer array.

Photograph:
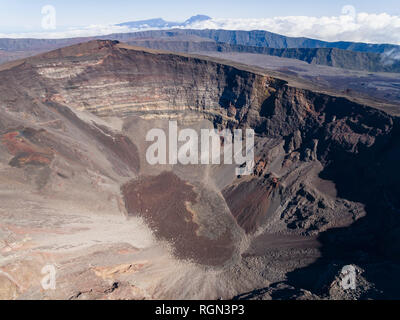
[[0, 40, 400, 299]]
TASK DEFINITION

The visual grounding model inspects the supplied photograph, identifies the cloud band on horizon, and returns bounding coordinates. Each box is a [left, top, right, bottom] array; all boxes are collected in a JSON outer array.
[[0, 11, 399, 45]]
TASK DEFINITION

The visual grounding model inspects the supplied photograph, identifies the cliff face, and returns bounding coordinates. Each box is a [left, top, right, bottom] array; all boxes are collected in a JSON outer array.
[[2, 29, 400, 73], [105, 40, 400, 72], [214, 46, 400, 72], [4, 41, 285, 126], [2, 29, 399, 54], [106, 29, 400, 54], [1, 40, 400, 300]]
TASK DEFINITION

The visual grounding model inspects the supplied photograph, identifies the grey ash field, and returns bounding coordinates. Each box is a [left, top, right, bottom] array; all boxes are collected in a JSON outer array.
[[0, 36, 400, 300]]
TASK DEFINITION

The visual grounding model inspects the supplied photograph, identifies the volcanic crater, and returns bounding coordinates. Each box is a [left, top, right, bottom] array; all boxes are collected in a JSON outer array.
[[1, 40, 400, 299]]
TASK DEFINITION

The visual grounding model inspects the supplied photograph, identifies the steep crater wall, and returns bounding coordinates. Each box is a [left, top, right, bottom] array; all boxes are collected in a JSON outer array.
[[8, 41, 284, 127]]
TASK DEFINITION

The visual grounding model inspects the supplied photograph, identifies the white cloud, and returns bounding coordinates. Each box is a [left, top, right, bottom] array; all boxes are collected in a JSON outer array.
[[381, 48, 400, 65], [186, 13, 400, 45], [0, 12, 400, 45], [0, 24, 132, 39]]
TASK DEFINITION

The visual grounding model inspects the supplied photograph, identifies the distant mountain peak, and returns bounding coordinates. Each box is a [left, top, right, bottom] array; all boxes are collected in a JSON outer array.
[[117, 18, 177, 28], [117, 15, 212, 29], [184, 15, 212, 25]]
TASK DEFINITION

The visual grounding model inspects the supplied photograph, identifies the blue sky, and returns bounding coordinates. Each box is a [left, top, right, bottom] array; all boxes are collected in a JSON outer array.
[[0, 0, 399, 44], [1, 0, 399, 30]]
